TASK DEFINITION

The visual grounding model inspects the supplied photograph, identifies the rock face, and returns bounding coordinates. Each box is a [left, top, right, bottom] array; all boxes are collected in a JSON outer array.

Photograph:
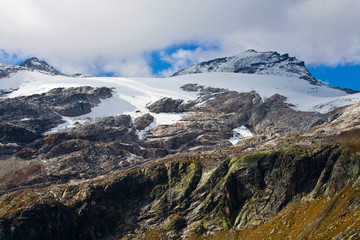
[[147, 97, 185, 113], [0, 123, 40, 144], [135, 113, 154, 130]]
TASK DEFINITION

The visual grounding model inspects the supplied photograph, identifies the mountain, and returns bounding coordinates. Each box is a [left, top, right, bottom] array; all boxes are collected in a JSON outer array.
[[172, 50, 316, 81], [173, 50, 358, 94], [0, 57, 93, 83], [20, 57, 62, 75], [0, 50, 359, 239]]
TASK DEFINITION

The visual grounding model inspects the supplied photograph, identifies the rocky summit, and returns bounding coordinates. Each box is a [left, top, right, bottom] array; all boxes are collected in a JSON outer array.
[[20, 57, 63, 76], [172, 50, 316, 82], [0, 50, 359, 239]]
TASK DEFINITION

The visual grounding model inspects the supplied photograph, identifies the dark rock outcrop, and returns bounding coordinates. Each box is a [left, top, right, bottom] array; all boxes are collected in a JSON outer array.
[[135, 113, 154, 130], [0, 123, 40, 144], [147, 97, 185, 113]]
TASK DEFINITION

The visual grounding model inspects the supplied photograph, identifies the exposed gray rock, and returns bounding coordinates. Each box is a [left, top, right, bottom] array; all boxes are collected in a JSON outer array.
[[147, 97, 185, 113], [0, 123, 40, 144], [135, 113, 154, 131], [180, 83, 204, 92], [144, 112, 233, 153], [33, 114, 148, 179], [192, 90, 324, 137], [54, 102, 92, 117]]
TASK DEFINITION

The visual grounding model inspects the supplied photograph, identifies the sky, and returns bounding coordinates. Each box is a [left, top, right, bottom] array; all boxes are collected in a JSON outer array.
[[0, 0, 359, 90]]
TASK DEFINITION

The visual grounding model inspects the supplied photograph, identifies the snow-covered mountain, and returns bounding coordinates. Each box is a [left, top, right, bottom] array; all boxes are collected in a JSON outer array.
[[0, 57, 93, 80], [172, 50, 358, 94], [172, 50, 315, 80], [20, 57, 62, 75], [0, 50, 360, 130]]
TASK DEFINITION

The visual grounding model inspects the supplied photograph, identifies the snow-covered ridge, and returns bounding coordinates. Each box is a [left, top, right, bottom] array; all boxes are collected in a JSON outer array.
[[0, 57, 92, 78], [20, 57, 62, 75], [173, 49, 317, 83], [0, 63, 26, 75]]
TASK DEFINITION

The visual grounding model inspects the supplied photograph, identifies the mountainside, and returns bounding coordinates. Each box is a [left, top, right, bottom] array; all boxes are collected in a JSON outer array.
[[0, 50, 359, 239]]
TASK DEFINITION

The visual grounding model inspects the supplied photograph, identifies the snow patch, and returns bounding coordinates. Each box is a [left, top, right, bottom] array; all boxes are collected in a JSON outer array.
[[0, 142, 19, 147], [20, 118, 31, 121], [228, 126, 253, 145], [30, 59, 42, 66], [152, 113, 184, 125]]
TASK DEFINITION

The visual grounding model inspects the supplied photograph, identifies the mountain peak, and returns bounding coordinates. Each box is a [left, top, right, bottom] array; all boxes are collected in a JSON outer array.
[[20, 57, 62, 75], [172, 50, 317, 84]]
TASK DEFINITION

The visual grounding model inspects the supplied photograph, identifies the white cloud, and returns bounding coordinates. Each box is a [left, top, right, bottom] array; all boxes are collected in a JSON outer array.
[[158, 48, 221, 77], [0, 0, 359, 76], [104, 57, 153, 77]]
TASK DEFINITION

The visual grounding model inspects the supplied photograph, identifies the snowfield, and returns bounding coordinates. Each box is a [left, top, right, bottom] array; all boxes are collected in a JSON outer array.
[[1, 69, 360, 132]]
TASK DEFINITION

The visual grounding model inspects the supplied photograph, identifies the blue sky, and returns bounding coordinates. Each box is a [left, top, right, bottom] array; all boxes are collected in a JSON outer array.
[[0, 0, 359, 91], [308, 65, 360, 91], [149, 44, 202, 75]]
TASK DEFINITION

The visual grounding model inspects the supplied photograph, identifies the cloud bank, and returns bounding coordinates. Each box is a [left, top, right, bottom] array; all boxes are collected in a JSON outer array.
[[0, 0, 359, 76]]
